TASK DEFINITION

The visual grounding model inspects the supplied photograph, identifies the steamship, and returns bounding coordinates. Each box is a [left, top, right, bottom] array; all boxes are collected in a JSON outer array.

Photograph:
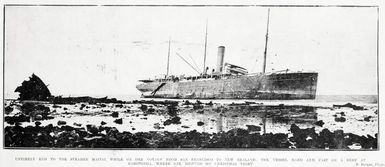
[[136, 10, 318, 100]]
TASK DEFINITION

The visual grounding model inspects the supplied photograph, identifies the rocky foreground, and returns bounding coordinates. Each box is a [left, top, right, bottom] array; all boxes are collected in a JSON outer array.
[[4, 99, 378, 149], [4, 123, 377, 149]]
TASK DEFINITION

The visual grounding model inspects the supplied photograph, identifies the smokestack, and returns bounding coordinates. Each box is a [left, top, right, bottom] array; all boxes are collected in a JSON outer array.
[[216, 46, 225, 74]]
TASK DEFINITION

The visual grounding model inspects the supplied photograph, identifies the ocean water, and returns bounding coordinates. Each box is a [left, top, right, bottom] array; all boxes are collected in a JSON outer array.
[[5, 94, 377, 105], [107, 94, 378, 107]]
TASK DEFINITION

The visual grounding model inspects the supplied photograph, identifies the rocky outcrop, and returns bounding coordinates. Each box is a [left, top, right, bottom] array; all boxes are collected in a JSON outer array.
[[15, 74, 52, 101], [333, 103, 365, 110]]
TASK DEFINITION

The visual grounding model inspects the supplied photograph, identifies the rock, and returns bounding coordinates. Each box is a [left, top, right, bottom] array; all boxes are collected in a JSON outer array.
[[314, 120, 325, 127], [86, 124, 99, 135], [300, 106, 315, 113], [140, 104, 148, 111], [197, 121, 204, 126], [35, 121, 42, 126], [279, 104, 285, 108], [163, 117, 181, 126], [52, 104, 61, 108], [147, 108, 155, 113], [319, 128, 334, 147], [5, 114, 30, 124], [333, 103, 364, 110], [63, 107, 68, 111], [154, 123, 161, 129], [289, 124, 301, 134], [182, 100, 191, 105], [20, 103, 35, 115], [111, 112, 119, 118], [102, 110, 111, 113], [274, 133, 288, 142], [14, 73, 52, 101], [60, 125, 75, 132], [35, 104, 50, 112], [289, 124, 318, 148], [4, 106, 13, 114], [193, 104, 203, 110], [334, 117, 346, 122], [34, 114, 43, 120], [364, 116, 372, 122], [101, 121, 107, 125], [80, 104, 86, 110], [57, 120, 67, 125], [114, 118, 123, 124], [231, 128, 249, 136], [167, 104, 178, 117], [115, 104, 123, 108], [73, 123, 82, 127], [333, 130, 346, 149], [246, 125, 261, 132], [244, 101, 256, 105], [20, 103, 48, 120]]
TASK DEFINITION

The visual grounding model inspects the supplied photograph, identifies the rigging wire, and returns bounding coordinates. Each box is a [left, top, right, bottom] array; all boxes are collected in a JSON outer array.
[[175, 52, 201, 75], [188, 54, 201, 72]]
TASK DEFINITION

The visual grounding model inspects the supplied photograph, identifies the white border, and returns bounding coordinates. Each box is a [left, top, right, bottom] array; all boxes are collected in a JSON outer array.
[[0, 1, 384, 167]]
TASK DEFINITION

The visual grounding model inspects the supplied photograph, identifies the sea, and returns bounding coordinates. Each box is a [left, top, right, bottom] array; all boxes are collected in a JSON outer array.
[[104, 94, 378, 107]]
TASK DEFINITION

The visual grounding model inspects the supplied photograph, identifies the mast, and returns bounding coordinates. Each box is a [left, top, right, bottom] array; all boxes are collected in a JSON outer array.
[[203, 20, 208, 75], [262, 8, 270, 74], [166, 37, 171, 77]]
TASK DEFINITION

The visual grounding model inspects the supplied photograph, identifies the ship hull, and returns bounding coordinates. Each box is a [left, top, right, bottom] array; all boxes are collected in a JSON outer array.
[[136, 72, 318, 100]]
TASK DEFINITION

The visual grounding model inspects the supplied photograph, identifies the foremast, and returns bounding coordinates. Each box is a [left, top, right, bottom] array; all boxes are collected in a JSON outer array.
[[262, 8, 270, 74]]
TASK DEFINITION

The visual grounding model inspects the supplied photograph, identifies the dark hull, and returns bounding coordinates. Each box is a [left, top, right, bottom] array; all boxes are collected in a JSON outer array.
[[136, 72, 318, 100]]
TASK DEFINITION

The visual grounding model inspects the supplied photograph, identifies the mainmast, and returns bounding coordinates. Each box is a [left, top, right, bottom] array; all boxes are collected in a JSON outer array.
[[262, 8, 270, 74], [202, 20, 208, 75], [166, 37, 171, 77]]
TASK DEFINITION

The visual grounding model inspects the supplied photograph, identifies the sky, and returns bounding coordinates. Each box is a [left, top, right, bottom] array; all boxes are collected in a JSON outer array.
[[4, 6, 378, 98]]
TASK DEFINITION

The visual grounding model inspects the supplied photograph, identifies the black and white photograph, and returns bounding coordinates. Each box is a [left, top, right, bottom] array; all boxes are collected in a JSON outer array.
[[3, 4, 379, 151]]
